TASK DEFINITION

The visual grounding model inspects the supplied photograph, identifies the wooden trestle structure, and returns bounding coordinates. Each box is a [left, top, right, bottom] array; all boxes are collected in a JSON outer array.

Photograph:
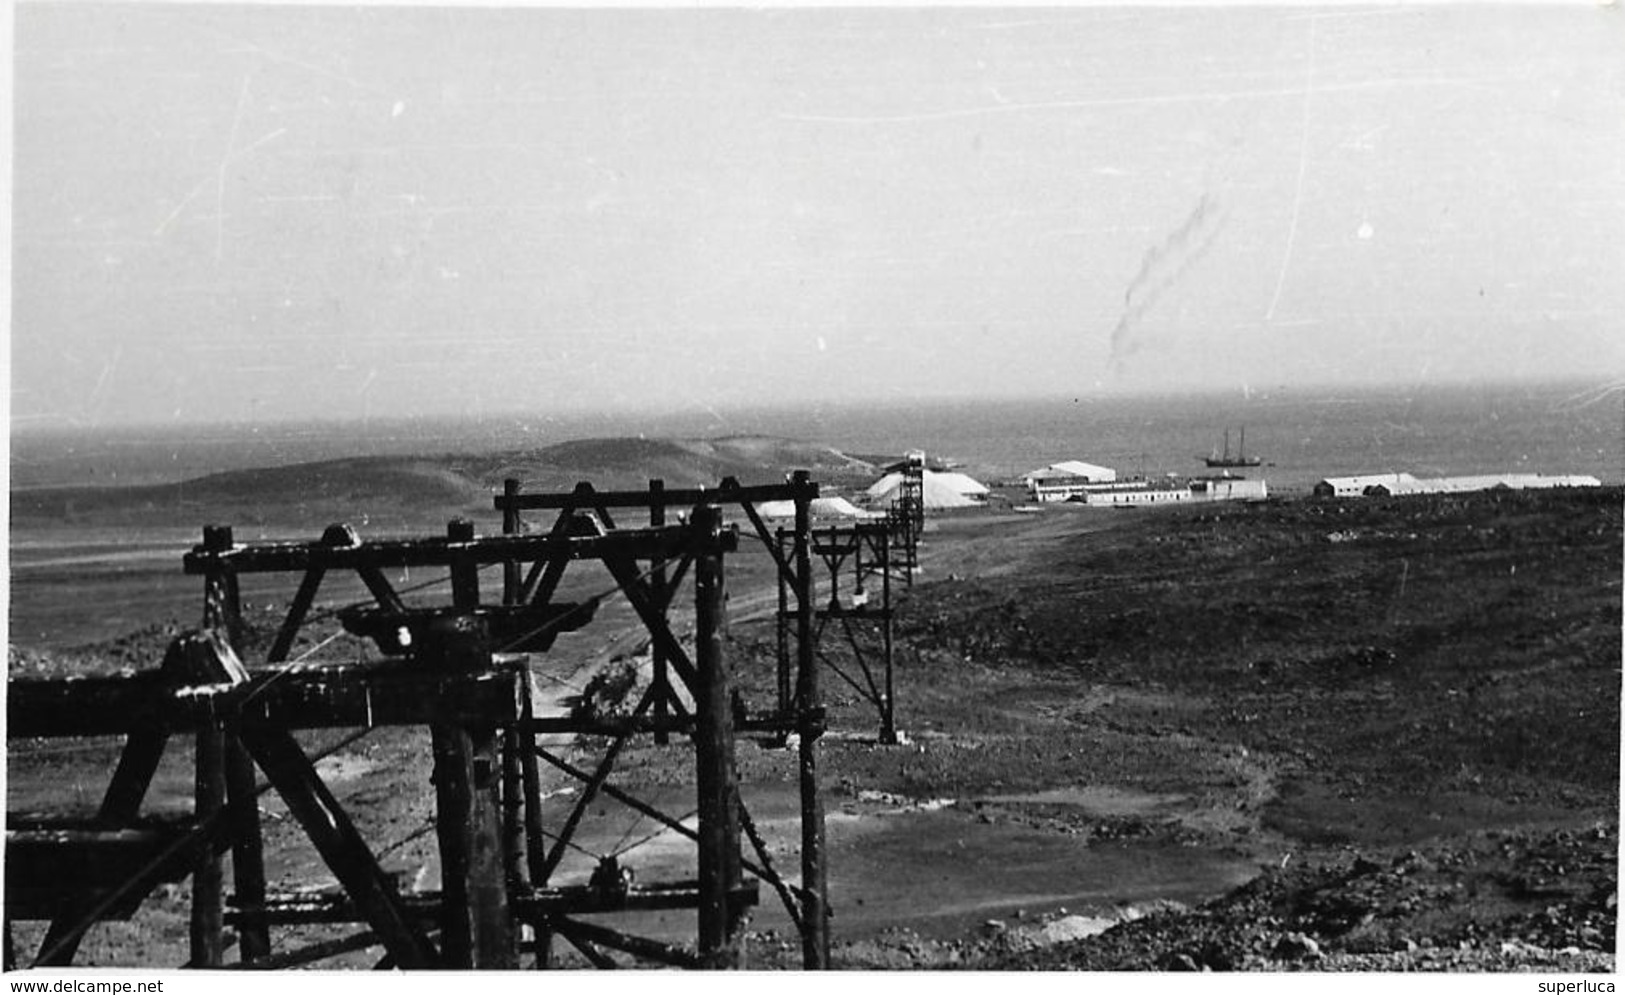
[[5, 470, 922, 971], [782, 518, 913, 744]]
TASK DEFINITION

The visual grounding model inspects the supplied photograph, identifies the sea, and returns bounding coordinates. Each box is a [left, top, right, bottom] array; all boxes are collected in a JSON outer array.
[[9, 378, 1623, 497]]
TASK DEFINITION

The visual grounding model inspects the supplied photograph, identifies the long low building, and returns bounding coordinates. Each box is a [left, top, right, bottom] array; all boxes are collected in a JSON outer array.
[[1314, 472, 1602, 498], [1024, 459, 1119, 502], [1367, 473, 1603, 496], [1060, 476, 1269, 507]]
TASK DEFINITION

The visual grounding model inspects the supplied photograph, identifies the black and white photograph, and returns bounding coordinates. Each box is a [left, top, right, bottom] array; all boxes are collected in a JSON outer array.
[[6, 0, 1622, 982]]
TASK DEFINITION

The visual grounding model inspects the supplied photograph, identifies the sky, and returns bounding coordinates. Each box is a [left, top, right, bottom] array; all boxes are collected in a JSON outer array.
[[9, 1, 1625, 428]]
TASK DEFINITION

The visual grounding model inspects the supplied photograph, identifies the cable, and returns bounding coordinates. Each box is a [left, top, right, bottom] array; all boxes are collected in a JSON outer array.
[[610, 809, 697, 859], [533, 823, 600, 862], [607, 808, 650, 857], [491, 553, 678, 656], [375, 818, 437, 860], [293, 560, 490, 630], [235, 627, 350, 710]]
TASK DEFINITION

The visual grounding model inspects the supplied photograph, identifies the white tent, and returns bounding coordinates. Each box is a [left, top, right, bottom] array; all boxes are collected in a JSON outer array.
[[929, 471, 990, 497], [865, 469, 987, 509], [746, 496, 884, 520]]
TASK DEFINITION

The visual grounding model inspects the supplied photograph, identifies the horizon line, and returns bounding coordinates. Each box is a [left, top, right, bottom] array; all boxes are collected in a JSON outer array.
[[9, 374, 1616, 438]]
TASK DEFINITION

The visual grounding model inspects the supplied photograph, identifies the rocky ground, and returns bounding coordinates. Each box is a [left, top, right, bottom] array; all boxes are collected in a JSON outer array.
[[724, 486, 1622, 970]]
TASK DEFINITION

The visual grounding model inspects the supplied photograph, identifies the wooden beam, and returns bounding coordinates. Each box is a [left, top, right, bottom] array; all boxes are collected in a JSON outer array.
[[9, 660, 527, 738], [95, 727, 169, 823], [223, 930, 380, 971], [266, 567, 325, 664], [559, 930, 619, 969], [526, 492, 598, 607], [21, 820, 220, 966], [599, 553, 700, 692], [6, 823, 201, 922], [355, 565, 406, 614], [186, 527, 730, 575], [547, 917, 701, 969], [231, 880, 758, 923]]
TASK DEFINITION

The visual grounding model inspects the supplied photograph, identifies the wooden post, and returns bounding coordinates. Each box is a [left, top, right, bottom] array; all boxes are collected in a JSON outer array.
[[650, 479, 670, 745], [881, 529, 897, 745], [201, 525, 242, 645], [792, 472, 829, 968], [460, 505, 549, 965], [431, 549, 516, 969], [692, 505, 742, 967], [190, 716, 226, 967], [448, 519, 479, 608], [192, 525, 236, 968], [501, 727, 527, 892], [502, 479, 522, 605], [517, 665, 553, 968], [225, 737, 271, 962], [198, 526, 273, 962], [431, 718, 514, 968], [776, 531, 791, 719]]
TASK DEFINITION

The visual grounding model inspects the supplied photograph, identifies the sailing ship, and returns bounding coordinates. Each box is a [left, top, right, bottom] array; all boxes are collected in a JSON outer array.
[[1204, 427, 1262, 468]]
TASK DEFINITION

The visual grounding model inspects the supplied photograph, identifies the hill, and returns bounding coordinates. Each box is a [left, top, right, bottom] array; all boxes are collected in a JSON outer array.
[[9, 435, 880, 530], [459, 434, 878, 493]]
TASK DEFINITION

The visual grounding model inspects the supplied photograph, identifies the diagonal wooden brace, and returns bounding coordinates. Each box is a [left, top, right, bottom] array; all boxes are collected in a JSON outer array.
[[523, 484, 596, 606], [356, 566, 407, 615], [599, 554, 700, 693]]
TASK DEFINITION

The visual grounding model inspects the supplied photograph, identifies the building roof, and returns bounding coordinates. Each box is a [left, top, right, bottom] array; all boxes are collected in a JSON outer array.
[[1376, 473, 1603, 495], [1024, 460, 1117, 481], [1315, 473, 1418, 491], [929, 471, 990, 496]]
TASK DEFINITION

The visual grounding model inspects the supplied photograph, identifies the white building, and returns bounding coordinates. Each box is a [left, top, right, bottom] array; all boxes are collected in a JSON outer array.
[[1366, 473, 1602, 496], [1024, 460, 1119, 502], [1056, 476, 1269, 507], [1315, 472, 1602, 498], [1081, 480, 1194, 507], [1312, 473, 1418, 498], [1189, 477, 1269, 502]]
